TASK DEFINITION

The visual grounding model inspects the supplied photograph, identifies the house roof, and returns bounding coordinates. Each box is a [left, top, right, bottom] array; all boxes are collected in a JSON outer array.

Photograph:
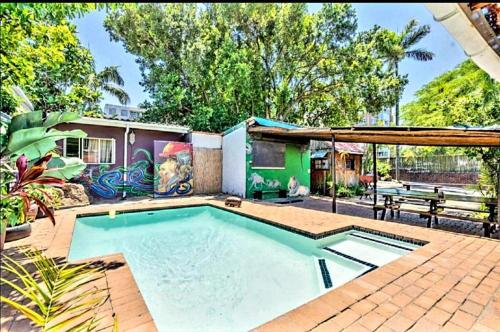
[[248, 116, 300, 129], [311, 142, 365, 158], [73, 117, 190, 134], [425, 3, 500, 81], [334, 142, 365, 154]]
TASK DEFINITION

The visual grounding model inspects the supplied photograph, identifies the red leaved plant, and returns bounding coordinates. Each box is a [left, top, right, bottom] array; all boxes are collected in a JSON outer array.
[[8, 154, 64, 225]]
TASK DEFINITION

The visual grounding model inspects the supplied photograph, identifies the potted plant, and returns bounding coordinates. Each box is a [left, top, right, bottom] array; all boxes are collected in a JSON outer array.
[[0, 154, 64, 249]]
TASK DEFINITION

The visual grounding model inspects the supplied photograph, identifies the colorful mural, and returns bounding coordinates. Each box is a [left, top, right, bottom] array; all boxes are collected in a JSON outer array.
[[78, 148, 155, 199], [245, 135, 310, 199], [154, 141, 193, 197]]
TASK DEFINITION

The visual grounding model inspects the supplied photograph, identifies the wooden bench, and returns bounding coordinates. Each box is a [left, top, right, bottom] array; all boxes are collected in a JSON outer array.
[[377, 195, 498, 235], [374, 203, 436, 227], [253, 189, 288, 200]]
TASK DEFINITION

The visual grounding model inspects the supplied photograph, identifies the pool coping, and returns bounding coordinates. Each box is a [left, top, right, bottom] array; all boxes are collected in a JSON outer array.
[[39, 198, 500, 331]]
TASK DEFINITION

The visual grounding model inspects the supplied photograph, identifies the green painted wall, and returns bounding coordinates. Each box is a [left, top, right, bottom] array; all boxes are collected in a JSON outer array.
[[245, 134, 310, 199]]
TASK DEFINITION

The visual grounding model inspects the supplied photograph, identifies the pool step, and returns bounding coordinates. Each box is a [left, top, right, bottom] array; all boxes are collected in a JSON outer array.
[[348, 232, 414, 251]]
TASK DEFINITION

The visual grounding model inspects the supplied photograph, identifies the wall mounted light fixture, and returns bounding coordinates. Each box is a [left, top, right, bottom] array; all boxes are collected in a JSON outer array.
[[129, 130, 136, 145]]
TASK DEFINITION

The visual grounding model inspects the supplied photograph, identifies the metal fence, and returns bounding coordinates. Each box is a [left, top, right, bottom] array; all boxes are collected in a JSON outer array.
[[386, 155, 481, 173]]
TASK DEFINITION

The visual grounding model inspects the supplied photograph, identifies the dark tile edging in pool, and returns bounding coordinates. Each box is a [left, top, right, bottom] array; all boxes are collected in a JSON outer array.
[[75, 203, 428, 247], [318, 259, 333, 289], [324, 247, 378, 269], [350, 226, 428, 246]]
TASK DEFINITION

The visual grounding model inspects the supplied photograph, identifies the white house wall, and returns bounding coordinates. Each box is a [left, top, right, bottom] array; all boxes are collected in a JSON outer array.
[[190, 132, 222, 149], [222, 125, 246, 197]]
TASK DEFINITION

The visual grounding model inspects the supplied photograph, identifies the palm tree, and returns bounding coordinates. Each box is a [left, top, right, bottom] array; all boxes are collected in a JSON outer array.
[[93, 66, 131, 105], [383, 19, 434, 180]]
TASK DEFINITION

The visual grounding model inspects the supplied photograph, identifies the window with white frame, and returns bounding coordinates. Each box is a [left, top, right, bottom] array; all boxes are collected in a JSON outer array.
[[120, 109, 128, 117], [64, 137, 115, 164]]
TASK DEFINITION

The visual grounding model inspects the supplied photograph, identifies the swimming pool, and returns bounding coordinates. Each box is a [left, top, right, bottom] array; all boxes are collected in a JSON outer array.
[[69, 205, 422, 332]]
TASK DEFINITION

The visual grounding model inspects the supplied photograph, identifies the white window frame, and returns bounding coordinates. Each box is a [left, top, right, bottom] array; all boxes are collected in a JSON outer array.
[[63, 137, 116, 165]]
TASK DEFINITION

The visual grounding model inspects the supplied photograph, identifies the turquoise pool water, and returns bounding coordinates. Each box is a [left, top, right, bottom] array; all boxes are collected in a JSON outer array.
[[69, 206, 420, 332]]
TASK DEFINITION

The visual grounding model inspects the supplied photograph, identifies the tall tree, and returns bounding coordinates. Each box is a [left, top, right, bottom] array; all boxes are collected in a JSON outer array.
[[91, 66, 131, 105], [380, 19, 434, 180], [104, 3, 405, 132], [0, 3, 127, 115], [402, 59, 500, 195]]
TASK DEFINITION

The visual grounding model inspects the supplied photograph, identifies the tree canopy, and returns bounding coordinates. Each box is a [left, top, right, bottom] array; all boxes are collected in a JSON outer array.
[[0, 3, 128, 115], [105, 3, 405, 132], [401, 59, 500, 194], [402, 59, 499, 127]]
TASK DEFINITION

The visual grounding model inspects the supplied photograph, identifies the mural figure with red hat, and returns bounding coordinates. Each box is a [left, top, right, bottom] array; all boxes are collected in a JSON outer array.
[[154, 141, 193, 197]]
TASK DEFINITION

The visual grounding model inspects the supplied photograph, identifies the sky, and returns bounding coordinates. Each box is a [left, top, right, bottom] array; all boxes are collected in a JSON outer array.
[[72, 3, 467, 109]]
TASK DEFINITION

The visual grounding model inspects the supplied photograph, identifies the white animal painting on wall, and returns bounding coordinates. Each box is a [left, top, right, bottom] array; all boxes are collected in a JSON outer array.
[[266, 179, 281, 189], [288, 176, 309, 197], [249, 173, 266, 189]]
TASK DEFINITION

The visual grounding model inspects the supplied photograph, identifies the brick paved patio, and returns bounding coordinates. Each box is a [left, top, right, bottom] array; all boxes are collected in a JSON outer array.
[[1, 196, 499, 331]]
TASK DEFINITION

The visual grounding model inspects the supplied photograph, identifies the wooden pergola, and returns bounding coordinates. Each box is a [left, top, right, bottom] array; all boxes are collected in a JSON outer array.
[[248, 125, 500, 214]]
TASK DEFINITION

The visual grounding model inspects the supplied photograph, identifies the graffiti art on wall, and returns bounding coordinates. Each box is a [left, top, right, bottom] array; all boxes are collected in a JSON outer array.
[[77, 148, 155, 199], [154, 141, 193, 197], [245, 135, 310, 199]]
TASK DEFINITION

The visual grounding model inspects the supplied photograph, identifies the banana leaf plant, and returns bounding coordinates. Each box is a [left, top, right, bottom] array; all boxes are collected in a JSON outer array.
[[1, 154, 64, 227], [0, 111, 87, 180], [0, 248, 111, 331]]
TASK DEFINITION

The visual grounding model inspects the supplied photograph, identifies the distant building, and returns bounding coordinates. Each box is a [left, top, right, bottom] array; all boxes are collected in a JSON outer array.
[[361, 108, 392, 127], [103, 104, 146, 121], [360, 108, 392, 159]]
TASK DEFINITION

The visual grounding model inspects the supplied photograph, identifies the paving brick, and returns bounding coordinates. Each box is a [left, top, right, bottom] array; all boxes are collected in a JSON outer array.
[[408, 318, 441, 332], [357, 311, 387, 331], [423, 307, 451, 326], [368, 291, 391, 305], [436, 298, 462, 314], [351, 300, 377, 316], [382, 284, 402, 296], [460, 300, 484, 317], [329, 309, 360, 329], [374, 302, 400, 319], [440, 321, 469, 332], [445, 289, 468, 303], [413, 295, 439, 310], [400, 303, 427, 322], [449, 310, 477, 330], [384, 312, 415, 331], [391, 292, 413, 308]]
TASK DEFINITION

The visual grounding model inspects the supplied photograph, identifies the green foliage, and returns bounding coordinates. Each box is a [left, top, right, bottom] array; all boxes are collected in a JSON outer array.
[[1, 111, 87, 180], [402, 60, 499, 128], [402, 60, 500, 196], [1, 3, 128, 115], [0, 248, 110, 331], [0, 194, 25, 228], [377, 161, 392, 180], [3, 112, 86, 163], [105, 3, 405, 132]]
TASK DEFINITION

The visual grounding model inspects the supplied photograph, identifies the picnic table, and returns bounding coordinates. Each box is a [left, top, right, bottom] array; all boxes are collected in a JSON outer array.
[[375, 188, 498, 237]]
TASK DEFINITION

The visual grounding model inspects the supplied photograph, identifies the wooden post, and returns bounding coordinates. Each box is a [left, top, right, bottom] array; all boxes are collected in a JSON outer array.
[[331, 135, 336, 213], [373, 143, 378, 219]]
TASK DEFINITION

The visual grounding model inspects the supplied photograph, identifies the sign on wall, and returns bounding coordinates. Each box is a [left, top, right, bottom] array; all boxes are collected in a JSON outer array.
[[154, 141, 194, 197]]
